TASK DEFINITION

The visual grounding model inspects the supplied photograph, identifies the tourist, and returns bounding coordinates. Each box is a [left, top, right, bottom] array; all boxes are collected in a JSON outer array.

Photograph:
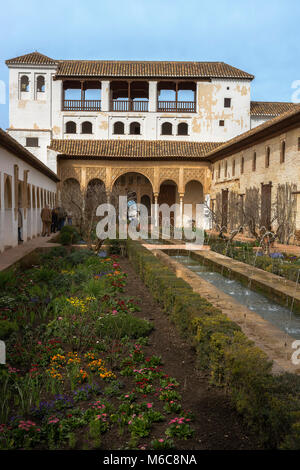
[[67, 209, 73, 226], [18, 206, 23, 243], [57, 206, 67, 231], [51, 207, 58, 233], [41, 204, 52, 236]]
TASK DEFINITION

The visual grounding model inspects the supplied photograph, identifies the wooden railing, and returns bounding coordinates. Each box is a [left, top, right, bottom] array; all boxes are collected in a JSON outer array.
[[110, 100, 149, 112], [157, 101, 196, 113], [63, 100, 101, 111]]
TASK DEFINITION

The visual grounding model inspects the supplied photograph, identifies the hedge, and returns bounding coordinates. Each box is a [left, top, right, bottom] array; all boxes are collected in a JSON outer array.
[[126, 240, 300, 449]]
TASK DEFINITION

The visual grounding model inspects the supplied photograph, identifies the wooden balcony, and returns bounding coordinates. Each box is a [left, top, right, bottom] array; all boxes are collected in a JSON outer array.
[[63, 100, 101, 111], [110, 100, 149, 112], [157, 101, 196, 113]]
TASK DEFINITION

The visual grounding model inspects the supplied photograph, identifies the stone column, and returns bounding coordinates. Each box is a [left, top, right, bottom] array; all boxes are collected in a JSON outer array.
[[101, 81, 110, 112], [179, 193, 184, 228], [149, 81, 157, 113]]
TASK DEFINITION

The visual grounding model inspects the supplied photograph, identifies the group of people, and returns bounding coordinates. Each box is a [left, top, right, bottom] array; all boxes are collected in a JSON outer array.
[[41, 206, 72, 237]]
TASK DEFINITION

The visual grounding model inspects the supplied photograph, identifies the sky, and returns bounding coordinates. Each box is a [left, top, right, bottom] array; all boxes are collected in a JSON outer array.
[[0, 0, 300, 129]]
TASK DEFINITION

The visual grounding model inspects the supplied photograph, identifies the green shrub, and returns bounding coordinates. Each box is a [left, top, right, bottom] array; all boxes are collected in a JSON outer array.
[[0, 320, 18, 339], [58, 226, 81, 246], [97, 313, 153, 340], [0, 270, 16, 291]]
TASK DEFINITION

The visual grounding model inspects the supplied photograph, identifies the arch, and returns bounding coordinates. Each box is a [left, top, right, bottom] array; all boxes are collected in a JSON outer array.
[[4, 176, 12, 209], [141, 194, 151, 214], [18, 181, 23, 208], [82, 121, 93, 134], [66, 121, 77, 134], [20, 75, 29, 92], [177, 122, 188, 136], [86, 178, 106, 216], [129, 122, 141, 135], [113, 121, 125, 135], [61, 178, 82, 219], [36, 75, 45, 92], [161, 122, 172, 136], [111, 170, 154, 192], [183, 180, 204, 228]]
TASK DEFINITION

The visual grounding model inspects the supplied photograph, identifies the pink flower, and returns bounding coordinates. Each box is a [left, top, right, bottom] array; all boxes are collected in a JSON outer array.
[[147, 403, 152, 409], [112, 310, 118, 315], [159, 439, 164, 442]]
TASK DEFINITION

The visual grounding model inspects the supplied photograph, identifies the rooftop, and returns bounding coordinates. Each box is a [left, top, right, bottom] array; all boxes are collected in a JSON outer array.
[[49, 139, 221, 159], [6, 52, 254, 80], [206, 103, 300, 161], [0, 129, 59, 182], [250, 101, 297, 116]]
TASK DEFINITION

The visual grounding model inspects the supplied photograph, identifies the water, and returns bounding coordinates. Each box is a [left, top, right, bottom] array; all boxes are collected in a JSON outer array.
[[171, 254, 300, 339]]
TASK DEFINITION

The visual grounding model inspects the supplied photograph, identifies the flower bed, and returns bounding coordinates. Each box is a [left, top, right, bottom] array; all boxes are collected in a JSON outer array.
[[0, 247, 195, 450], [208, 239, 300, 282]]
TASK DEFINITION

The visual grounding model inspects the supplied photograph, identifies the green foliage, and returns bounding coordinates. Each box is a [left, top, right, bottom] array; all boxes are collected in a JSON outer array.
[[97, 312, 153, 340], [0, 270, 16, 291], [0, 320, 18, 339], [58, 226, 81, 246]]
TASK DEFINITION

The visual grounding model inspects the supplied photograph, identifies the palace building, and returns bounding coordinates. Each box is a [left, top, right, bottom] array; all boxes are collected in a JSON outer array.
[[3, 51, 300, 242]]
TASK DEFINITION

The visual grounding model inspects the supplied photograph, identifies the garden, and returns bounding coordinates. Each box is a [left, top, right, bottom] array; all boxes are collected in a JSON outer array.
[[207, 237, 300, 282], [2, 241, 300, 450], [1, 245, 253, 451], [0, 247, 197, 450]]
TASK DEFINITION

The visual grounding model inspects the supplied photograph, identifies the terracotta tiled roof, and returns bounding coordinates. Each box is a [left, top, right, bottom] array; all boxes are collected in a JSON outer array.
[[54, 61, 254, 80], [206, 103, 300, 161], [0, 129, 59, 182], [6, 51, 57, 65], [49, 139, 221, 159], [5, 52, 254, 79], [251, 101, 297, 116]]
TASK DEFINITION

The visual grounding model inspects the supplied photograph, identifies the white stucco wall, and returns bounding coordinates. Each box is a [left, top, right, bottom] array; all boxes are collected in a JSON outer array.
[[0, 144, 57, 253], [7, 62, 253, 171]]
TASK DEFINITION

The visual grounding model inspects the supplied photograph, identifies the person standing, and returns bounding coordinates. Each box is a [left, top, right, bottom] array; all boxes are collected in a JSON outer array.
[[51, 207, 58, 233], [41, 204, 52, 236]]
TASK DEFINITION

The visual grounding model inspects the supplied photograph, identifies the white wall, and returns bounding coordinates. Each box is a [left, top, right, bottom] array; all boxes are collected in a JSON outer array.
[[0, 145, 57, 253]]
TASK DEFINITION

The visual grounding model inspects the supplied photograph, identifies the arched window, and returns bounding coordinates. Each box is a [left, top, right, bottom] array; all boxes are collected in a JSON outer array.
[[20, 75, 29, 92], [36, 75, 45, 92], [113, 121, 124, 135], [177, 123, 188, 136], [4, 177, 12, 209], [161, 122, 172, 135], [129, 122, 140, 135], [280, 141, 285, 163], [265, 147, 270, 168], [82, 121, 93, 134], [66, 121, 77, 134]]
